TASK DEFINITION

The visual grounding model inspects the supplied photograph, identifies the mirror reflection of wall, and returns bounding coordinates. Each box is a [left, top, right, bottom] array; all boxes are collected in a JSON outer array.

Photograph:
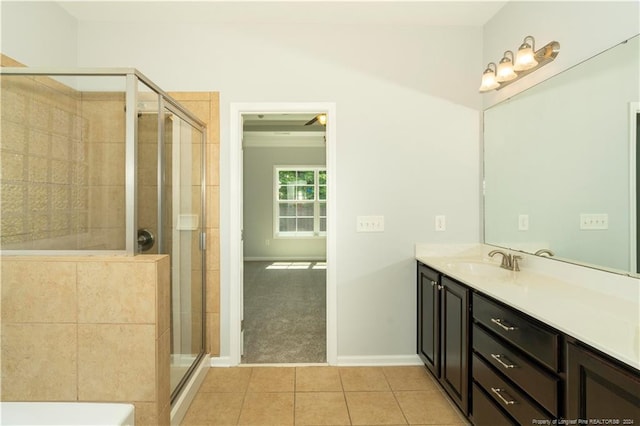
[[484, 35, 640, 275]]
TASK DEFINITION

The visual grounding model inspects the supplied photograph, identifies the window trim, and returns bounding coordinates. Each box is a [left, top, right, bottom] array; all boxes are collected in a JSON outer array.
[[273, 165, 327, 239]]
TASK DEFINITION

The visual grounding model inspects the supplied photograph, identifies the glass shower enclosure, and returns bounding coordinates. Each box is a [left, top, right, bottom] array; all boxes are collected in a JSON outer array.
[[0, 68, 206, 400]]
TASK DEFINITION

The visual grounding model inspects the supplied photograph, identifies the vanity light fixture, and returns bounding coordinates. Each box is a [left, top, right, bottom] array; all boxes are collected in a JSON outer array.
[[479, 36, 560, 92], [496, 51, 517, 82], [479, 63, 500, 92], [514, 35, 538, 71]]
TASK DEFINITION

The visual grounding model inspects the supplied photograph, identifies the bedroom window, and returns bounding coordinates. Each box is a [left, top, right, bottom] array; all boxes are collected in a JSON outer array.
[[274, 167, 326, 238]]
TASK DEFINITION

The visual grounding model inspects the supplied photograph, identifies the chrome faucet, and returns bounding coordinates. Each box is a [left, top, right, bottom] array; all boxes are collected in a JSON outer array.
[[534, 249, 555, 257], [488, 250, 522, 271]]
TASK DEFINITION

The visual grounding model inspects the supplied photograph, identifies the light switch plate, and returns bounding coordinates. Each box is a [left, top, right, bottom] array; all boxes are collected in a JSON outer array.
[[580, 213, 608, 230], [518, 214, 529, 231], [357, 216, 384, 232], [435, 215, 446, 231]]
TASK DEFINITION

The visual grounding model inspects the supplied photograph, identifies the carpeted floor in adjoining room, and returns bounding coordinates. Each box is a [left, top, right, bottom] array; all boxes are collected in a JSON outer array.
[[242, 261, 326, 364]]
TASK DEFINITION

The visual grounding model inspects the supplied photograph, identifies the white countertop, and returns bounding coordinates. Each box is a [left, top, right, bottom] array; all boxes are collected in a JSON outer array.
[[415, 243, 640, 371]]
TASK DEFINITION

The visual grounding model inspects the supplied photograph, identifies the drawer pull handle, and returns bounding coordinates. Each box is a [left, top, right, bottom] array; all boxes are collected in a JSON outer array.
[[490, 353, 517, 369], [491, 318, 517, 331], [430, 280, 436, 286], [491, 387, 517, 406]]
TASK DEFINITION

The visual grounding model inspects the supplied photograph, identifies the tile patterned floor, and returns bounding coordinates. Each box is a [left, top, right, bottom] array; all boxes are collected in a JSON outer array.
[[181, 366, 470, 425]]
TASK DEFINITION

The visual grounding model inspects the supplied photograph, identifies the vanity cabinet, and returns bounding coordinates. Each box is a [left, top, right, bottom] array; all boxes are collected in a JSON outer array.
[[566, 342, 640, 423], [471, 293, 561, 425], [416, 259, 640, 426], [417, 263, 470, 414]]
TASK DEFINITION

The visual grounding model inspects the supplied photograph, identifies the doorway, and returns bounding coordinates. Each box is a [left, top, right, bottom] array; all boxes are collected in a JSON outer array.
[[242, 113, 327, 363], [229, 102, 337, 366]]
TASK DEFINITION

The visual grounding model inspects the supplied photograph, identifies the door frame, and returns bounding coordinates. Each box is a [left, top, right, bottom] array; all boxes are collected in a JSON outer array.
[[229, 102, 337, 365]]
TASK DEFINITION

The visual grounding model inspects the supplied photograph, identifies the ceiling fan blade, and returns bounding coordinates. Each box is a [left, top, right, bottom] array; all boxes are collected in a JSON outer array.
[[304, 116, 318, 126]]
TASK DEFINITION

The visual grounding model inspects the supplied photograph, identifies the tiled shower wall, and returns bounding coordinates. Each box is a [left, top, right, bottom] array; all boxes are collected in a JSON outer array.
[[0, 255, 171, 425], [0, 54, 126, 250]]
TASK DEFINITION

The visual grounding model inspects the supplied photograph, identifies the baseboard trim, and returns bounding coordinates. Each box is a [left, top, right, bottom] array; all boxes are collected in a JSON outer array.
[[336, 354, 423, 366], [208, 355, 423, 367], [210, 356, 234, 367], [243, 257, 327, 262]]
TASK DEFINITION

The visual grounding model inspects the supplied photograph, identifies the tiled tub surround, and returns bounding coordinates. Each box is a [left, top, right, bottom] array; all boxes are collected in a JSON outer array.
[[415, 244, 640, 370], [1, 255, 171, 425]]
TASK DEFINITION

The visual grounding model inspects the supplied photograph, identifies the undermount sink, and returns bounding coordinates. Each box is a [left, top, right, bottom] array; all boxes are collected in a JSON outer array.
[[444, 261, 511, 278]]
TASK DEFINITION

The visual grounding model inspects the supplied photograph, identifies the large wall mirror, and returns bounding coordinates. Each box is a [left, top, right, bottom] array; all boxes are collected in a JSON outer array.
[[484, 34, 640, 277]]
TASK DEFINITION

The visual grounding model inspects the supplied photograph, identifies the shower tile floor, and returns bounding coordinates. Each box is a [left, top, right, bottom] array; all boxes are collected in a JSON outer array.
[[181, 365, 470, 425]]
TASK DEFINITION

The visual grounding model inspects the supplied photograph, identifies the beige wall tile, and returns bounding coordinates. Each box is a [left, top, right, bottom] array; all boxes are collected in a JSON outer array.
[[206, 185, 219, 230], [1, 152, 24, 180], [206, 228, 220, 271], [132, 402, 158, 426], [1, 120, 27, 153], [206, 143, 219, 186], [157, 328, 171, 415], [88, 185, 125, 230], [157, 255, 171, 336], [206, 271, 220, 314], [88, 142, 125, 186], [1, 260, 77, 323], [77, 261, 156, 324], [78, 323, 156, 401], [1, 323, 77, 401], [206, 312, 220, 356]]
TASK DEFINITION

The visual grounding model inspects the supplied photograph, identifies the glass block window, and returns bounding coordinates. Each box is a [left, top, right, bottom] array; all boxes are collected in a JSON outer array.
[[275, 167, 327, 237]]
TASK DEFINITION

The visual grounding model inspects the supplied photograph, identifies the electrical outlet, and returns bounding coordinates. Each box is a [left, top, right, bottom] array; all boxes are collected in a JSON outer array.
[[356, 216, 384, 232], [580, 213, 608, 230], [435, 215, 446, 231], [518, 214, 529, 231]]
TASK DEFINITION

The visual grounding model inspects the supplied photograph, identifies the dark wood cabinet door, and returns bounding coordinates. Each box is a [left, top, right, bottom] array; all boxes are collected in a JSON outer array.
[[567, 342, 640, 423], [417, 264, 439, 377], [440, 276, 469, 414]]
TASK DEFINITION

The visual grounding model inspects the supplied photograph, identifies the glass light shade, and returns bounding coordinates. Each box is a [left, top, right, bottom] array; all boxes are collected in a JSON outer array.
[[514, 45, 538, 71], [479, 68, 500, 92], [496, 56, 517, 82]]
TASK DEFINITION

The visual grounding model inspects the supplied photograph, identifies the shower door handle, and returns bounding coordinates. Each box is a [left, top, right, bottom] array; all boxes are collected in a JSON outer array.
[[137, 228, 155, 252]]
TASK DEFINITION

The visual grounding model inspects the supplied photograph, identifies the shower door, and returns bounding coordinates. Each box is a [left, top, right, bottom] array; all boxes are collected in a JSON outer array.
[[136, 91, 205, 399], [163, 106, 206, 397]]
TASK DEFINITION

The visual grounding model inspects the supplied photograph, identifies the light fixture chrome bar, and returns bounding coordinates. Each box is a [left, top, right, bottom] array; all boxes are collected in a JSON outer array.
[[496, 41, 560, 90]]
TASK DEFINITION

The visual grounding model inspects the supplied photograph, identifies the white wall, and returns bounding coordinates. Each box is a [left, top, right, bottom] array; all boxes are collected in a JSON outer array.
[[0, 1, 78, 67], [243, 145, 326, 260]]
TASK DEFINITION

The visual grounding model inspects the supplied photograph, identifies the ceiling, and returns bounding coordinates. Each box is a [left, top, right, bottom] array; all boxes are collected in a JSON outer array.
[[243, 113, 324, 133], [57, 1, 508, 26]]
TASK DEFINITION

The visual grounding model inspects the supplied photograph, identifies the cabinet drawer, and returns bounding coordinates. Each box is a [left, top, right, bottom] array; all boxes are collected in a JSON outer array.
[[473, 323, 559, 415], [472, 382, 516, 426], [473, 293, 559, 371], [473, 354, 552, 424]]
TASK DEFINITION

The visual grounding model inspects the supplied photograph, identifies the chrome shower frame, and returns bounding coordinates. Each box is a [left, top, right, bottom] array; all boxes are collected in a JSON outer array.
[[0, 67, 207, 257]]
